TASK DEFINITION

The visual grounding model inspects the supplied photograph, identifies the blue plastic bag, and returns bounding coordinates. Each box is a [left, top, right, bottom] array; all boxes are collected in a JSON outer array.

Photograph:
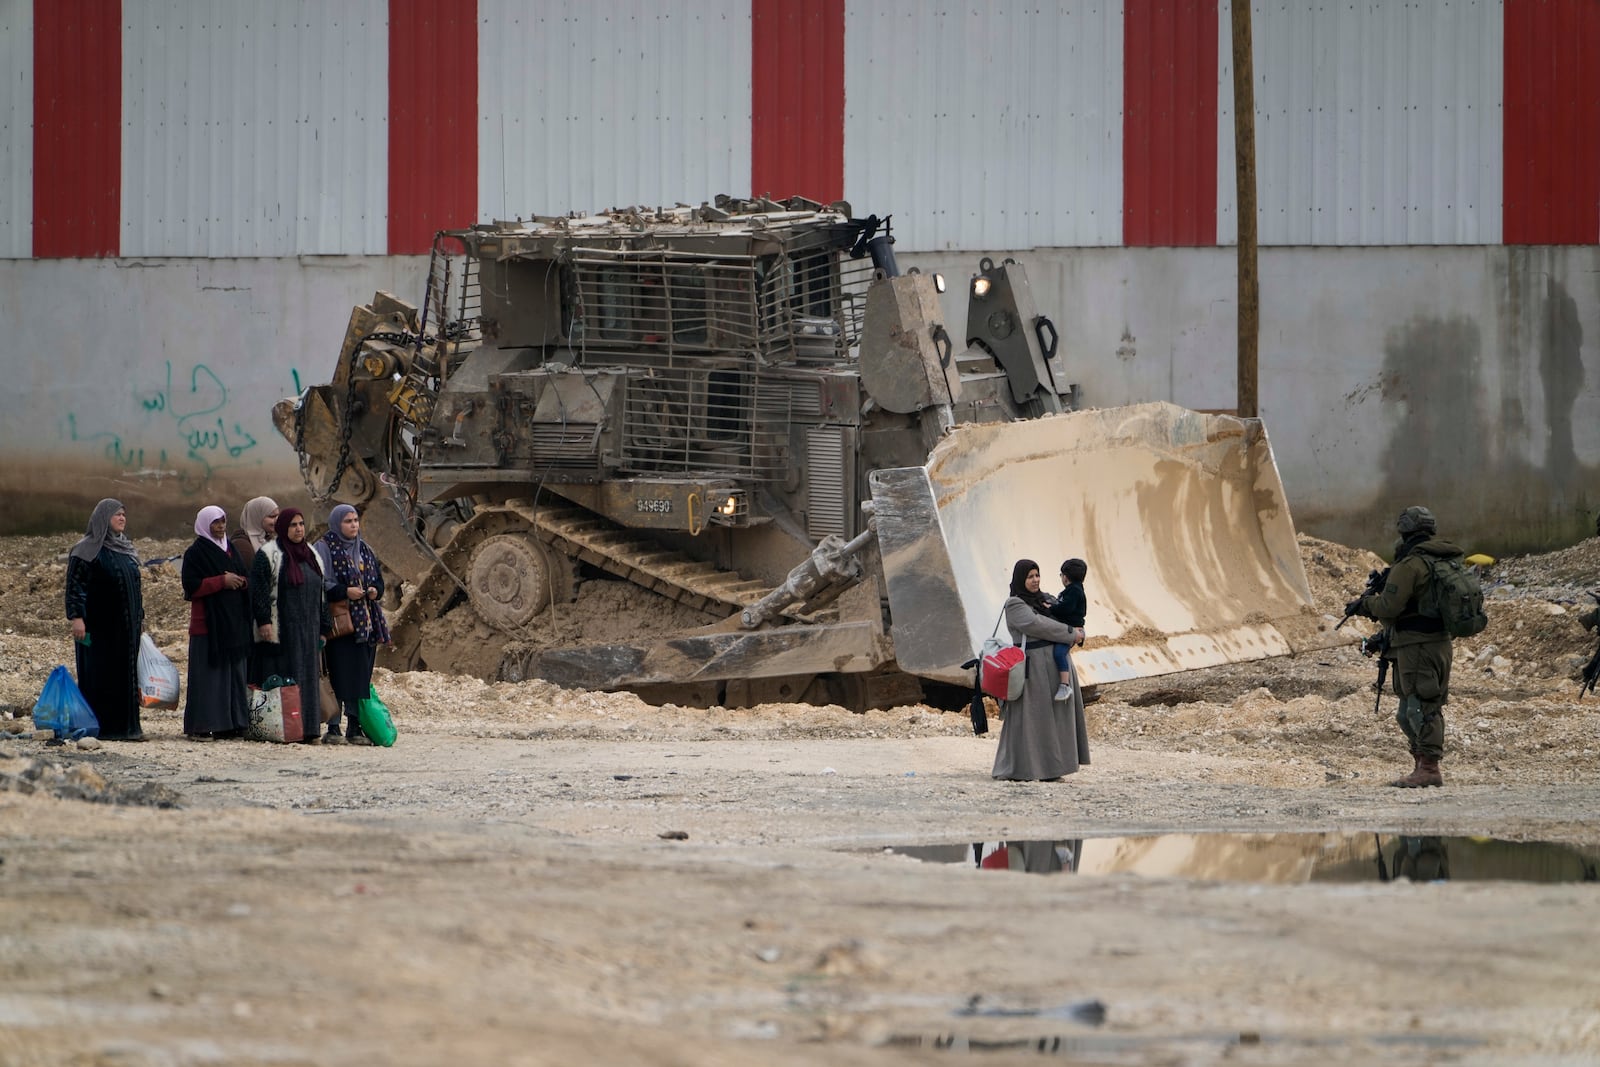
[[33, 665, 100, 741]]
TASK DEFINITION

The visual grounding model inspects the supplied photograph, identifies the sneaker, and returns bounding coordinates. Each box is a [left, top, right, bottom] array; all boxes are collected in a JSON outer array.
[[322, 734, 347, 746], [348, 734, 373, 747], [1053, 684, 1073, 701]]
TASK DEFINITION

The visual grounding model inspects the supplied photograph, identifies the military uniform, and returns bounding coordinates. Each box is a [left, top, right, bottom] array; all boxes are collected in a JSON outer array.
[[1350, 507, 1462, 788]]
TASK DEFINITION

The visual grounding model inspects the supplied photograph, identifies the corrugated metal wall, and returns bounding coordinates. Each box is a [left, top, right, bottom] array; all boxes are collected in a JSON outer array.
[[0, 0, 29, 260], [477, 0, 751, 220], [1124, 0, 1218, 247], [1217, 0, 1504, 246], [844, 1, 1125, 251], [120, 0, 389, 257], [388, 0, 479, 254], [5, 1, 1599, 255], [32, 0, 121, 258], [752, 0, 844, 204], [1503, 0, 1600, 243]]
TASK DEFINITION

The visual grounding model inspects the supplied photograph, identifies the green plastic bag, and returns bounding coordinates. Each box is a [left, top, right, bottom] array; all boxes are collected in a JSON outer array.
[[357, 685, 397, 747]]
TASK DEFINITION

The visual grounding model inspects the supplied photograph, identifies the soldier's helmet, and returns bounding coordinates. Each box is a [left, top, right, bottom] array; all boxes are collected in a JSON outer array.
[[1396, 505, 1437, 536]]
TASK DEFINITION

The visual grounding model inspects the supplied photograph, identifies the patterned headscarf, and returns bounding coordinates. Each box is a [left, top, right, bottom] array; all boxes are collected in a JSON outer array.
[[326, 503, 364, 554], [194, 505, 229, 551], [315, 504, 389, 646], [70, 498, 140, 564], [240, 496, 279, 549]]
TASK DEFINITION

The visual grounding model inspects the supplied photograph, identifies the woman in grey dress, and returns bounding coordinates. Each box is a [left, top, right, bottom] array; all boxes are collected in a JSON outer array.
[[991, 559, 1090, 782], [249, 508, 331, 742]]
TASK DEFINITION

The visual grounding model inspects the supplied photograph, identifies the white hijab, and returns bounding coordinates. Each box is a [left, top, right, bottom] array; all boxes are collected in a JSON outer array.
[[194, 505, 229, 551]]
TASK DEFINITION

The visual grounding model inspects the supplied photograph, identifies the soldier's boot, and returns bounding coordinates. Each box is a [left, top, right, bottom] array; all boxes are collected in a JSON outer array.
[[1389, 756, 1443, 788], [1386, 745, 1419, 785]]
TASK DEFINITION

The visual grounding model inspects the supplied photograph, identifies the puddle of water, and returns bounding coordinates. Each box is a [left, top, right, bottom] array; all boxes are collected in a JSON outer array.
[[880, 832, 1600, 884], [884, 1028, 1483, 1058]]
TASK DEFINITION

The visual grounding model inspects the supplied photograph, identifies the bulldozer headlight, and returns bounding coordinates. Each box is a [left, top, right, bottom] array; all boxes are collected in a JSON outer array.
[[971, 276, 992, 299], [718, 495, 739, 516], [934, 272, 947, 294]]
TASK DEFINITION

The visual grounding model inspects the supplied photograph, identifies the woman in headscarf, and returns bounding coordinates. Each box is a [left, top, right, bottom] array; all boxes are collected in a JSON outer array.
[[231, 496, 279, 685], [313, 504, 389, 745], [990, 559, 1091, 782], [250, 507, 330, 742], [230, 496, 279, 573], [64, 498, 146, 741], [181, 505, 253, 740]]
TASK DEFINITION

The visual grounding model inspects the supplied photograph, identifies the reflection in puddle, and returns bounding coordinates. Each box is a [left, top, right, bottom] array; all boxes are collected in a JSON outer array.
[[885, 1028, 1484, 1057], [884, 833, 1600, 884]]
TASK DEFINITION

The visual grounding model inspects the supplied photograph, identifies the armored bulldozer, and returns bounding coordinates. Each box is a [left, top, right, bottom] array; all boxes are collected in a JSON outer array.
[[275, 195, 1337, 709]]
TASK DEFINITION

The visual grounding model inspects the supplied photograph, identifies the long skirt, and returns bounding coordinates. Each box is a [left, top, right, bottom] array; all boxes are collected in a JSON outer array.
[[77, 613, 141, 740], [991, 645, 1090, 781], [255, 572, 326, 736], [324, 636, 377, 736], [183, 638, 250, 736]]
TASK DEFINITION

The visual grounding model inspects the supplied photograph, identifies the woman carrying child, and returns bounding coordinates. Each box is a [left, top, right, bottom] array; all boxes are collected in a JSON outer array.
[[991, 559, 1091, 782]]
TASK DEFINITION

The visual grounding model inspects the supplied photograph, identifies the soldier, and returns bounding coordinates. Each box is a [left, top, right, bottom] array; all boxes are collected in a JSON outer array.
[[1575, 594, 1600, 695], [1344, 506, 1465, 788]]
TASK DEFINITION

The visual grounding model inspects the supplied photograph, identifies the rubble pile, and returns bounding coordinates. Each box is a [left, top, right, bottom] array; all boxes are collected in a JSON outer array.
[[0, 724, 182, 806]]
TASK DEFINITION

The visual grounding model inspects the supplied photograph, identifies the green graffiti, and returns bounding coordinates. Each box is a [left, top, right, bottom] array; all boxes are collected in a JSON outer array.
[[65, 360, 264, 495]]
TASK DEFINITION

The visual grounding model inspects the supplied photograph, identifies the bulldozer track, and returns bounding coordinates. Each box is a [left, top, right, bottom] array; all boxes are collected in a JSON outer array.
[[387, 500, 770, 667]]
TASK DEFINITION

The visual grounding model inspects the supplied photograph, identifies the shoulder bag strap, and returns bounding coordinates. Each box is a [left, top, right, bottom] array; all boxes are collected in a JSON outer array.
[[991, 606, 1024, 647]]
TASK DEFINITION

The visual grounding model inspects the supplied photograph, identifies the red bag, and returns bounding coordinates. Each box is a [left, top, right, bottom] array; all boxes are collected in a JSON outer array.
[[979, 639, 1027, 702], [245, 684, 305, 743]]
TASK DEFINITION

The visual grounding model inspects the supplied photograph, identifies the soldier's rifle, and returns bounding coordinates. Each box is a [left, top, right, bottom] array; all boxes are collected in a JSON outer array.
[[1360, 631, 1391, 714], [1336, 568, 1389, 630]]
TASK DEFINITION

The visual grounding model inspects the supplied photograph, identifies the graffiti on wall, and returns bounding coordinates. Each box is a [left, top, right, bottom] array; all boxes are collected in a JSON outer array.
[[63, 360, 274, 495]]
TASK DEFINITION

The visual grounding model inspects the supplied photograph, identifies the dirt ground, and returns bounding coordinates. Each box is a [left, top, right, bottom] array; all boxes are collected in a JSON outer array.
[[3, 531, 1600, 1065]]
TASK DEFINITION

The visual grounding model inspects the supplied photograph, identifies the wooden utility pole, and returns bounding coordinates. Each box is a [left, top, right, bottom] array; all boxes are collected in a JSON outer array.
[[1232, 0, 1259, 418]]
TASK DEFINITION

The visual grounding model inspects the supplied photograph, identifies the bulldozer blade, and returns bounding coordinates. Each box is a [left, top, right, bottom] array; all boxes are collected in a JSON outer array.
[[271, 387, 339, 462], [516, 621, 893, 691], [873, 401, 1343, 688], [271, 387, 439, 587]]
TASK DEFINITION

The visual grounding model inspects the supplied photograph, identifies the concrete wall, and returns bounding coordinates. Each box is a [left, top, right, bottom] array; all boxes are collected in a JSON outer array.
[[4, 246, 1596, 556], [915, 244, 1600, 556], [0, 255, 423, 534]]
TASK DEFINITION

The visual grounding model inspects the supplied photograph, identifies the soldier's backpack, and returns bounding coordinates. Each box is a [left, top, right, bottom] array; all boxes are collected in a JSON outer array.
[[1421, 554, 1488, 638]]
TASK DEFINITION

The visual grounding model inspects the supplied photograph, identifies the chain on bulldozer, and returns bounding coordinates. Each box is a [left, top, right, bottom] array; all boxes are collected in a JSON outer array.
[[294, 330, 419, 504]]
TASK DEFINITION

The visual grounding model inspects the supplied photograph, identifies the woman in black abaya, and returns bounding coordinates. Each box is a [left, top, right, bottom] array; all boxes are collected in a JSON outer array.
[[181, 505, 253, 739], [250, 508, 331, 741], [64, 498, 146, 741]]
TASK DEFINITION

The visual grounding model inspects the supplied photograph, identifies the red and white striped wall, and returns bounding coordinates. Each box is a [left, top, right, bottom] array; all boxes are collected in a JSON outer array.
[[5, 0, 1598, 259]]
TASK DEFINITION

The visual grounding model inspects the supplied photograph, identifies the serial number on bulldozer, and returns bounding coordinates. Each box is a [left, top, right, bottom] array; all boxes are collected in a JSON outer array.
[[635, 499, 674, 514]]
